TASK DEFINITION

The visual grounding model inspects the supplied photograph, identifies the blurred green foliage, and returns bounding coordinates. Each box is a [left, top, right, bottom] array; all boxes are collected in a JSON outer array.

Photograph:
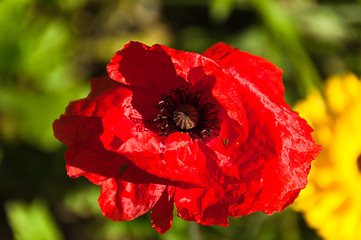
[[6, 199, 63, 240], [0, 0, 360, 239]]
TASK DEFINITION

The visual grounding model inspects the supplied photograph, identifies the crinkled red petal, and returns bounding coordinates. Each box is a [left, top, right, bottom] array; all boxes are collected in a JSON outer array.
[[151, 186, 176, 234], [98, 167, 166, 221], [53, 85, 133, 184], [174, 183, 247, 226], [88, 76, 123, 99], [159, 45, 221, 86], [54, 115, 128, 185], [203, 42, 286, 105], [107, 41, 188, 94], [203, 42, 321, 213], [63, 86, 133, 118], [243, 96, 321, 213], [100, 105, 162, 162], [161, 132, 227, 186]]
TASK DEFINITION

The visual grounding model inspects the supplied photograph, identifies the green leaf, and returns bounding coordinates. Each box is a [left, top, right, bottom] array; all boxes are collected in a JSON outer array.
[[5, 199, 64, 240]]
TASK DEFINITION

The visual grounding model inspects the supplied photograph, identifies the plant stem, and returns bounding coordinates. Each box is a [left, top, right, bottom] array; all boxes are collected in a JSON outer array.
[[189, 222, 202, 240]]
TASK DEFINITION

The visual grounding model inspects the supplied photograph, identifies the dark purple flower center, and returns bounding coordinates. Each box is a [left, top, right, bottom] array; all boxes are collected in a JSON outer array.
[[173, 104, 199, 130], [154, 86, 219, 141]]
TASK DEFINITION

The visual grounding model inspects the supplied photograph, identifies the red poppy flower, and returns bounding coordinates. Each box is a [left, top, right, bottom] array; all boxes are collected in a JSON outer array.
[[53, 41, 321, 233]]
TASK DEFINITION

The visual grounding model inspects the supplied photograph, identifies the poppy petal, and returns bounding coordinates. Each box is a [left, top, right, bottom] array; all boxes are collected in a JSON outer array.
[[107, 41, 188, 94], [151, 186, 176, 234], [53, 86, 133, 184], [98, 167, 167, 221], [203, 42, 285, 105]]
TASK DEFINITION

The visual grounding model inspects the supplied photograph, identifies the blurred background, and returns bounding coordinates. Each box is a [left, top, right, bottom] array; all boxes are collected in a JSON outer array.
[[0, 0, 360, 239]]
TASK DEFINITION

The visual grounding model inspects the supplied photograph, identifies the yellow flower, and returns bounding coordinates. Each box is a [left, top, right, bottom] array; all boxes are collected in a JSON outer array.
[[293, 73, 361, 240]]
